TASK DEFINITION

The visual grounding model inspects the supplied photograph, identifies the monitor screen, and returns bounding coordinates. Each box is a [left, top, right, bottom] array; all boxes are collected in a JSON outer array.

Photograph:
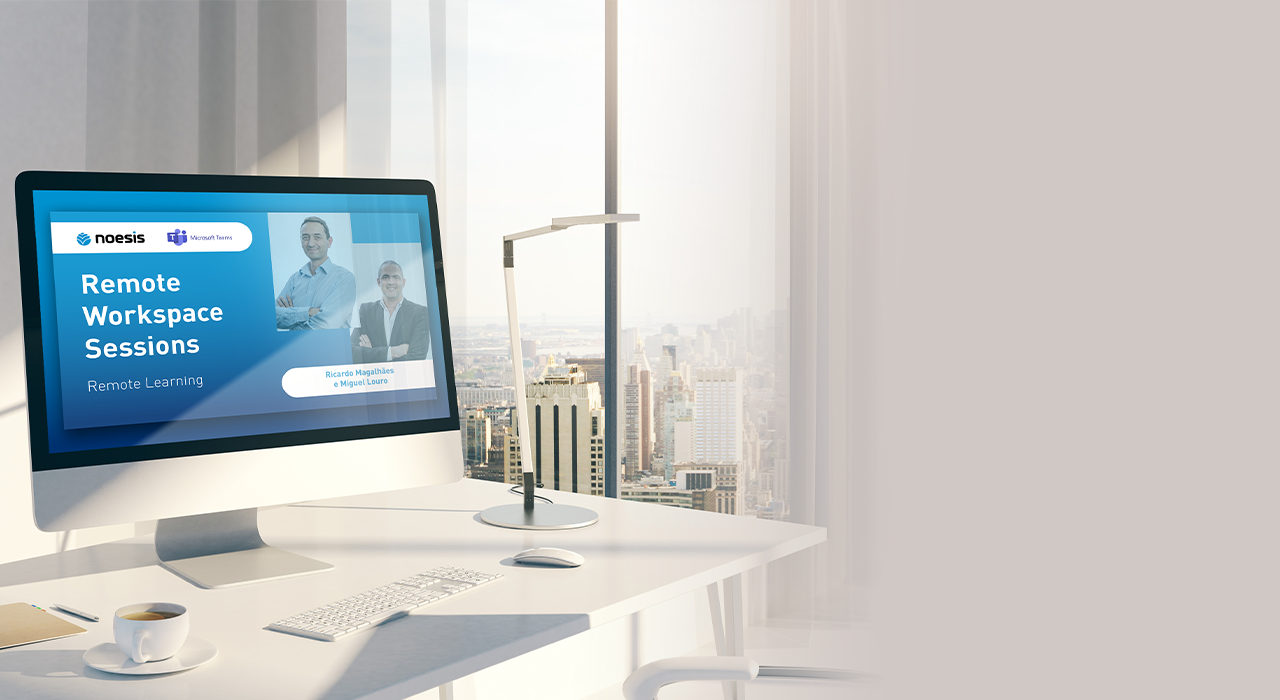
[[17, 172, 458, 475]]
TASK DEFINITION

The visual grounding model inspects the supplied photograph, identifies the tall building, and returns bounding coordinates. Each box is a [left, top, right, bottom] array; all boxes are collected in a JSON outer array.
[[654, 384, 694, 479], [623, 356, 654, 478], [693, 367, 743, 464], [524, 360, 607, 496], [461, 408, 491, 466], [502, 429, 523, 485], [741, 419, 764, 508], [673, 416, 695, 464], [623, 381, 641, 478], [661, 345, 678, 376], [652, 346, 675, 438]]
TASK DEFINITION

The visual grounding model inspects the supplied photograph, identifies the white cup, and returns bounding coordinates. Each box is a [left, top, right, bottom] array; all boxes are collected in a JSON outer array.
[[113, 603, 189, 663]]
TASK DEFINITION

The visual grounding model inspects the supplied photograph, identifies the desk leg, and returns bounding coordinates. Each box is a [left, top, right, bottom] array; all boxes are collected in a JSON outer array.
[[439, 681, 454, 700], [707, 575, 747, 700], [725, 574, 745, 699], [707, 581, 728, 656]]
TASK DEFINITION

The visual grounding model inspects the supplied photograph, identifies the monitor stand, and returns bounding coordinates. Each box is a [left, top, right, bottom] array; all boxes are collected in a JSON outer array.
[[154, 508, 332, 589]]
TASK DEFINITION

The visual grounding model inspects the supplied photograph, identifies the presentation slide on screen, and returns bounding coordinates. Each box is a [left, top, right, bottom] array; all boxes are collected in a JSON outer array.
[[46, 211, 439, 433]]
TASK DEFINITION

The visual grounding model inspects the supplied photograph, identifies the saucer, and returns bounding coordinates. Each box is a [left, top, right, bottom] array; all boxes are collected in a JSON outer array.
[[83, 636, 217, 675]]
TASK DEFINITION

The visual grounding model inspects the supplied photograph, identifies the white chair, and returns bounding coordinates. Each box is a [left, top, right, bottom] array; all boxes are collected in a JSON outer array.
[[622, 656, 865, 700]]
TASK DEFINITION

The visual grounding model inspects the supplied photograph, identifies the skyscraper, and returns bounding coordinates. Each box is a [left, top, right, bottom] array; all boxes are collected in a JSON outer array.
[[461, 408, 492, 467], [654, 382, 695, 480], [524, 360, 607, 496], [661, 345, 678, 375], [502, 429, 523, 485], [624, 381, 641, 478], [693, 367, 744, 464], [623, 355, 654, 478]]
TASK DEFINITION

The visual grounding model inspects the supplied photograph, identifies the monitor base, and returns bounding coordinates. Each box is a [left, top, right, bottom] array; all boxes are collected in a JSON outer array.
[[155, 508, 333, 589], [159, 546, 334, 590], [479, 503, 599, 530]]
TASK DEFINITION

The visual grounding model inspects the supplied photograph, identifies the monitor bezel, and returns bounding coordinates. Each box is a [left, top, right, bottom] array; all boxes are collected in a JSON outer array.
[[15, 170, 460, 473]]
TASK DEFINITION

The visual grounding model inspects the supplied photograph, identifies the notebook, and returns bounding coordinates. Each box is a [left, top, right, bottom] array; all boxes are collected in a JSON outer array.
[[0, 602, 88, 650]]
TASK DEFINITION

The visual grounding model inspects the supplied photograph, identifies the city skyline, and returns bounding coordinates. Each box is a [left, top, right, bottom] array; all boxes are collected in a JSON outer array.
[[455, 305, 788, 521]]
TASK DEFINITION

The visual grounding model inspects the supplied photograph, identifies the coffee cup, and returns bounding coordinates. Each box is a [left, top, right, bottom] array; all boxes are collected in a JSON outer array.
[[113, 603, 189, 663]]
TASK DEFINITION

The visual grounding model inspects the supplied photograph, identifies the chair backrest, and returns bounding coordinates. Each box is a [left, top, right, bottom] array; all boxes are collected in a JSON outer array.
[[622, 657, 758, 700]]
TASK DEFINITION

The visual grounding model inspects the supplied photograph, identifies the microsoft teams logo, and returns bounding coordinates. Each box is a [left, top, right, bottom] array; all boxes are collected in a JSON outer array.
[[167, 229, 188, 246], [76, 233, 91, 246]]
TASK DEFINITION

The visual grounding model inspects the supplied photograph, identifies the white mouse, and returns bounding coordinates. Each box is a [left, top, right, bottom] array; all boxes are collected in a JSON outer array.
[[513, 547, 585, 568]]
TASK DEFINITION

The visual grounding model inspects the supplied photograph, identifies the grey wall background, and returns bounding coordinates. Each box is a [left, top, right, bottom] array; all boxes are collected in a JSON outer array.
[[871, 1, 1280, 698]]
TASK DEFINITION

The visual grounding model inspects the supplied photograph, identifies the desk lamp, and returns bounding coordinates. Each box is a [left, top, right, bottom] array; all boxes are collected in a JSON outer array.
[[479, 213, 640, 530]]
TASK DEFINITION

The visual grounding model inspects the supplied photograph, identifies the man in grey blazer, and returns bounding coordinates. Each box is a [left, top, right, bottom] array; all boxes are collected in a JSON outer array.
[[350, 260, 431, 364]]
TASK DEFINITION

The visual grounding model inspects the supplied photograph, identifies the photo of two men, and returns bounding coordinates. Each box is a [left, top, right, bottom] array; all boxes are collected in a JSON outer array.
[[268, 213, 432, 365]]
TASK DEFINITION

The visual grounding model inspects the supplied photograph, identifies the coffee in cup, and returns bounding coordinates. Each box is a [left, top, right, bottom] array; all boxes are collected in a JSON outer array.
[[114, 603, 189, 663], [121, 610, 181, 621]]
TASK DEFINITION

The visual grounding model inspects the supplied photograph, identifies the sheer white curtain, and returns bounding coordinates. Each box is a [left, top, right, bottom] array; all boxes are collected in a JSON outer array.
[[767, 0, 869, 620], [0, 0, 468, 563]]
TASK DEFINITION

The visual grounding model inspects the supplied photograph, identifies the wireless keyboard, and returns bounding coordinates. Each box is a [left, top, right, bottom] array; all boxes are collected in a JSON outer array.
[[268, 565, 503, 641]]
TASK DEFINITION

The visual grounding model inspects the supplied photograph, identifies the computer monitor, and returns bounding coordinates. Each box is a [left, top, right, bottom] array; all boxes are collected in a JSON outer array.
[[14, 171, 461, 588]]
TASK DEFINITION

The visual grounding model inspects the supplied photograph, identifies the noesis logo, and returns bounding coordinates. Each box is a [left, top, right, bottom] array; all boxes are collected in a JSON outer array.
[[76, 233, 91, 247], [167, 229, 188, 246], [95, 232, 146, 245]]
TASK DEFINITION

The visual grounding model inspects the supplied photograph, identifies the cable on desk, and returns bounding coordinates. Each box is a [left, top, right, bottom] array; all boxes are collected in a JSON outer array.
[[508, 485, 554, 504]]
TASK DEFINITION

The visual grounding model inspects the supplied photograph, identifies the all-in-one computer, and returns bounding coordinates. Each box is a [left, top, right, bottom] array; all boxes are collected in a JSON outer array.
[[15, 171, 462, 589]]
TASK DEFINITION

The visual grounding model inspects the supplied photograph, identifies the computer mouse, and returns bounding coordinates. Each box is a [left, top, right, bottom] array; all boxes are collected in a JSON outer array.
[[513, 547, 585, 568]]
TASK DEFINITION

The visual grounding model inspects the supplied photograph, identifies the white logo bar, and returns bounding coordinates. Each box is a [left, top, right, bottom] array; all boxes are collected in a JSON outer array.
[[281, 361, 436, 399], [51, 221, 252, 254]]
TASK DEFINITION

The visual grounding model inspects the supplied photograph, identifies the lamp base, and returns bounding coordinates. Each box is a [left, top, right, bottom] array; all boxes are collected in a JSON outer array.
[[479, 503, 599, 531]]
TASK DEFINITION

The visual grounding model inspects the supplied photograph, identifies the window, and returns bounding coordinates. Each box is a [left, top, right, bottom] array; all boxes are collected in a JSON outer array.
[[455, 1, 813, 529]]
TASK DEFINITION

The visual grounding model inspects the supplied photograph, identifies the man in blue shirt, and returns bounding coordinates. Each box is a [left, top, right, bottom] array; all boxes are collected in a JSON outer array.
[[275, 216, 356, 330]]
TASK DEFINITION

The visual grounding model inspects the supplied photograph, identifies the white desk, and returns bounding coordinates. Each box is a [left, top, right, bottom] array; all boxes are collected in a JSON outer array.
[[0, 478, 825, 699]]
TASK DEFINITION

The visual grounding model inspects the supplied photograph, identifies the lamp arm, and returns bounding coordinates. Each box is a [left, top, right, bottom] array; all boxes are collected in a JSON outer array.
[[500, 217, 638, 510], [504, 242, 536, 511]]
